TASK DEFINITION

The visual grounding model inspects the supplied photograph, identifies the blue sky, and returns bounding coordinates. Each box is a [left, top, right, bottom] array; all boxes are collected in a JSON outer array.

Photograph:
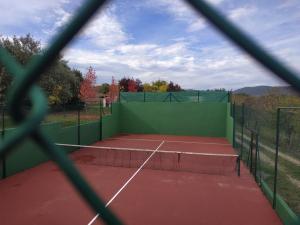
[[1, 0, 300, 90]]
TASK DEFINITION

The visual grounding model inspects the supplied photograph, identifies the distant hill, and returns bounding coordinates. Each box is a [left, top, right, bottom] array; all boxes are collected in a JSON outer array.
[[234, 86, 299, 96]]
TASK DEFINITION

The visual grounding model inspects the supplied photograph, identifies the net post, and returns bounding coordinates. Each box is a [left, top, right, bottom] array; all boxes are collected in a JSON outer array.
[[197, 90, 200, 102], [118, 90, 121, 103], [77, 102, 81, 145], [237, 155, 241, 177], [273, 108, 280, 209], [169, 92, 172, 102], [144, 91, 146, 102]]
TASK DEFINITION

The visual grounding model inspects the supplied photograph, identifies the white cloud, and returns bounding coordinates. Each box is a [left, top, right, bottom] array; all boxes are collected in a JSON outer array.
[[81, 8, 128, 48], [143, 0, 224, 32], [0, 0, 69, 27], [228, 6, 256, 20]]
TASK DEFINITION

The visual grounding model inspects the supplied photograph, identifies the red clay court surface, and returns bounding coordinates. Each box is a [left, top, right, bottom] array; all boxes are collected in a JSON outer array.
[[0, 134, 282, 225]]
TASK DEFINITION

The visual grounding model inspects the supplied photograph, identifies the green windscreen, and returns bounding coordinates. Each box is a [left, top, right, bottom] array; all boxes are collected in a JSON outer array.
[[120, 91, 229, 103]]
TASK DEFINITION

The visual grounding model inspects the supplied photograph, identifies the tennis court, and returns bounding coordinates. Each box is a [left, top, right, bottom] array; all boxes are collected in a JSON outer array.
[[0, 134, 282, 225]]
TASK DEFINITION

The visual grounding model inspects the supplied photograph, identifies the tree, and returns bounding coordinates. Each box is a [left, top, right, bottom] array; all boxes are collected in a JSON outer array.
[[167, 81, 182, 92], [100, 83, 110, 94], [0, 34, 41, 103], [80, 67, 97, 102], [143, 83, 153, 92], [119, 77, 140, 92], [119, 77, 130, 92], [135, 79, 144, 92], [108, 77, 119, 102], [128, 79, 137, 92]]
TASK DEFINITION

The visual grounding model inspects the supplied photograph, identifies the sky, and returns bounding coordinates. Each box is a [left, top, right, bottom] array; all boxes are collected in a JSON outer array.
[[0, 0, 300, 90]]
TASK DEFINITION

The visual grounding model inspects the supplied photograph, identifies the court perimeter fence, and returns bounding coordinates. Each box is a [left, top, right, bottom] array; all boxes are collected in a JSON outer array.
[[0, 100, 234, 179], [233, 101, 300, 225], [1, 0, 300, 225], [119, 91, 230, 103]]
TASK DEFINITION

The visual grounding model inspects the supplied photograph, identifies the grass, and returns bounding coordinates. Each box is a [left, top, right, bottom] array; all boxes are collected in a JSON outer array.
[[236, 127, 300, 215], [1, 105, 112, 128]]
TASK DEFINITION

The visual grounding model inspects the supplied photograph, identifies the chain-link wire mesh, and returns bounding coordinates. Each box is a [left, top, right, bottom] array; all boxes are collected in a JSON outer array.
[[277, 108, 300, 215], [234, 98, 300, 217], [120, 91, 229, 103]]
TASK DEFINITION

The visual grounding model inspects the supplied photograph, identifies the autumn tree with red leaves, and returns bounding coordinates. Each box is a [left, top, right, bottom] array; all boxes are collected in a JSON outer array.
[[128, 79, 137, 92], [108, 77, 119, 103], [80, 66, 97, 102]]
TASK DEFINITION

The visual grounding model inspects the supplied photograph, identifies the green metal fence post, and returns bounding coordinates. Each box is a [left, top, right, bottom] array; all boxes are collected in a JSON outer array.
[[240, 103, 245, 160], [1, 104, 4, 138], [254, 133, 259, 182], [77, 103, 81, 146], [197, 91, 200, 102], [99, 98, 102, 141], [1, 104, 5, 179], [169, 93, 172, 102], [273, 108, 281, 209], [233, 102, 236, 148], [144, 91, 146, 102]]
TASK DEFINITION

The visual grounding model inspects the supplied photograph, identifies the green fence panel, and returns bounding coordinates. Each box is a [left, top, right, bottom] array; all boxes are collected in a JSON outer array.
[[120, 102, 227, 137], [57, 125, 78, 146], [226, 103, 234, 144], [102, 103, 120, 140], [120, 91, 229, 103], [5, 123, 61, 176], [80, 121, 100, 145], [261, 181, 299, 225]]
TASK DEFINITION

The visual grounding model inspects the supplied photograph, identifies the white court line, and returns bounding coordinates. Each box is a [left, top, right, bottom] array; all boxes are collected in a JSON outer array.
[[108, 137, 231, 146], [86, 141, 165, 225], [56, 143, 238, 157]]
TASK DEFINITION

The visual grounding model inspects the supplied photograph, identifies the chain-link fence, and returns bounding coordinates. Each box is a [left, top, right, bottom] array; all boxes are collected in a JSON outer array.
[[1, 0, 300, 224], [234, 100, 300, 218], [120, 91, 229, 103]]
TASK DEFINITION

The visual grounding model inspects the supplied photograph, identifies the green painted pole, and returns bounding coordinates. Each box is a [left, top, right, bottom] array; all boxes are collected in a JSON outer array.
[[144, 91, 146, 102], [77, 103, 80, 145], [198, 91, 200, 102], [250, 132, 253, 173], [1, 104, 6, 179], [240, 103, 245, 160], [99, 99, 102, 141], [169, 93, 172, 102], [232, 102, 236, 148], [273, 108, 280, 209], [254, 133, 259, 182]]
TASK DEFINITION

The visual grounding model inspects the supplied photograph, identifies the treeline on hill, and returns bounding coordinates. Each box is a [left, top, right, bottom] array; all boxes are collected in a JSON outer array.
[[0, 34, 83, 107], [234, 89, 300, 152], [99, 78, 182, 94]]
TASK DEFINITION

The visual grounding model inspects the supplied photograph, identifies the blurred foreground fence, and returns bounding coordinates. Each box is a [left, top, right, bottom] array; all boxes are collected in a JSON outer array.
[[2, 0, 300, 224]]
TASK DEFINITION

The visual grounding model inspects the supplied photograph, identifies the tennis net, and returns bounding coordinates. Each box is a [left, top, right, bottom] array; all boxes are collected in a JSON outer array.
[[56, 143, 240, 176]]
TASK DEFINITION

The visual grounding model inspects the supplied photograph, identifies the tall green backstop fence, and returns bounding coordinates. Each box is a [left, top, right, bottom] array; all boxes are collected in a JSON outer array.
[[1, 0, 300, 224], [120, 91, 230, 103]]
